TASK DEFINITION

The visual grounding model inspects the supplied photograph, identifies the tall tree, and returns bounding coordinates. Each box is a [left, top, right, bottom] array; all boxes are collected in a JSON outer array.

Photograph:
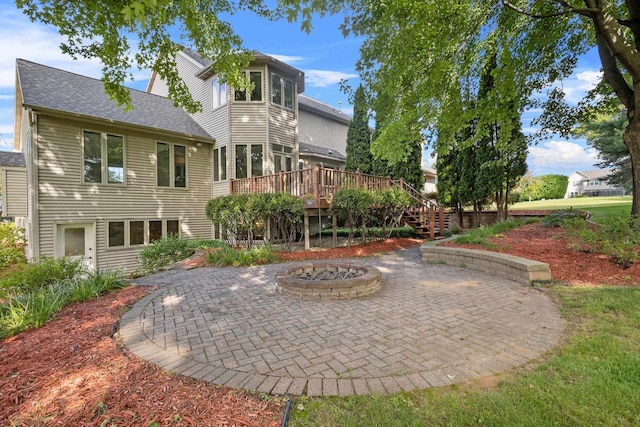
[[345, 85, 373, 173], [574, 109, 632, 193], [281, 0, 640, 217]]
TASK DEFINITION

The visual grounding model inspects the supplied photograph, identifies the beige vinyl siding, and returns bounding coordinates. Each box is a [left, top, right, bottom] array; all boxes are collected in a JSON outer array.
[[35, 114, 213, 273], [269, 104, 296, 146], [2, 168, 27, 217], [299, 109, 348, 155], [230, 103, 267, 179], [148, 72, 169, 97]]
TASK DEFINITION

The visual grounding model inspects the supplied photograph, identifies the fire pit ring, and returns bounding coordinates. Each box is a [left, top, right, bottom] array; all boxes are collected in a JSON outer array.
[[276, 263, 382, 300]]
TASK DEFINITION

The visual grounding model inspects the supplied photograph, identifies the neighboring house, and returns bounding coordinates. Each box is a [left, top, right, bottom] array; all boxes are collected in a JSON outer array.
[[422, 166, 437, 194], [564, 169, 626, 198], [11, 52, 350, 273], [0, 151, 27, 226]]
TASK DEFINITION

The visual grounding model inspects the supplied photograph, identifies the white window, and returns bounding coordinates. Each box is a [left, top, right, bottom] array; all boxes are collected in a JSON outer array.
[[213, 146, 227, 182], [107, 219, 180, 248], [235, 144, 263, 178], [271, 73, 294, 109], [83, 131, 125, 184], [212, 78, 227, 109], [157, 142, 187, 188], [234, 71, 263, 102], [273, 144, 294, 172]]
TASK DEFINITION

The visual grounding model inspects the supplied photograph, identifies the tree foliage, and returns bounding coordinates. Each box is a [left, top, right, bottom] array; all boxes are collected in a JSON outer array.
[[15, 0, 266, 112], [515, 174, 569, 201], [345, 85, 373, 173], [574, 109, 632, 193], [280, 0, 640, 217]]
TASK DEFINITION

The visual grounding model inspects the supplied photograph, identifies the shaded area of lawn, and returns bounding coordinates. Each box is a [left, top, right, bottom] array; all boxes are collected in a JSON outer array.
[[290, 286, 640, 426]]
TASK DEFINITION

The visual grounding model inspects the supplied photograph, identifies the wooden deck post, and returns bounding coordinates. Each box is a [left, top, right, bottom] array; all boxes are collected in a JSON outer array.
[[313, 165, 320, 204], [304, 211, 310, 250], [278, 171, 284, 193], [438, 206, 445, 236], [252, 176, 257, 194], [332, 213, 337, 248], [429, 206, 436, 239]]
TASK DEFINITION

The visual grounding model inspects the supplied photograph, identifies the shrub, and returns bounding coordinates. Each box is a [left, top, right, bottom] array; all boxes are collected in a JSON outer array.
[[0, 257, 85, 295], [542, 208, 585, 227], [454, 218, 523, 247], [204, 246, 279, 267], [138, 234, 194, 273], [0, 269, 126, 339], [206, 194, 260, 247], [372, 188, 413, 238], [0, 222, 26, 272], [564, 215, 640, 268], [332, 188, 376, 244]]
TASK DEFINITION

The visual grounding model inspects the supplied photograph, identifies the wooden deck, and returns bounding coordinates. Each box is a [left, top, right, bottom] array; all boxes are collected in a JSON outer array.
[[230, 166, 448, 238]]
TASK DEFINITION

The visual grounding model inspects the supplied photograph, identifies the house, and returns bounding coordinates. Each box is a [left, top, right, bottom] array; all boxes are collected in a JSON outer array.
[[0, 151, 27, 224], [564, 169, 626, 198], [422, 166, 437, 194], [6, 52, 351, 273]]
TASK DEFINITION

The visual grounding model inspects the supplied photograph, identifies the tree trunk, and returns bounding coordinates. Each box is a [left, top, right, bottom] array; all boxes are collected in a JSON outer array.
[[623, 107, 640, 217]]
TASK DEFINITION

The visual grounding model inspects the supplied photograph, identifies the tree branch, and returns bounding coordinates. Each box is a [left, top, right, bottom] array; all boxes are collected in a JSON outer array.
[[501, 0, 598, 18], [596, 31, 634, 109]]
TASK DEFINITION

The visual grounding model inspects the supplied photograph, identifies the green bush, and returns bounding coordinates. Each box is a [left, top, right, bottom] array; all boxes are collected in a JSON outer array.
[[332, 188, 376, 243], [454, 218, 524, 247], [0, 222, 26, 272], [138, 234, 195, 273], [0, 257, 85, 295], [542, 208, 585, 227], [564, 216, 640, 268], [0, 269, 126, 339], [372, 188, 414, 238], [204, 246, 279, 267]]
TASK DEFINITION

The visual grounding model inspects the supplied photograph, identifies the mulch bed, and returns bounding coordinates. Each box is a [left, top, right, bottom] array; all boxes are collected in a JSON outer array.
[[1, 228, 638, 425], [439, 222, 640, 286]]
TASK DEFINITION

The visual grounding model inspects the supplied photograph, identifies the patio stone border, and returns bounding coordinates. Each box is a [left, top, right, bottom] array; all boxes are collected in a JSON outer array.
[[421, 245, 552, 284]]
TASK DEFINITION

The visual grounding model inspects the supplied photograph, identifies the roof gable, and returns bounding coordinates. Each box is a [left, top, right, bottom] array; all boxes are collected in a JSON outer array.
[[298, 95, 351, 124], [16, 59, 213, 141], [0, 151, 26, 168]]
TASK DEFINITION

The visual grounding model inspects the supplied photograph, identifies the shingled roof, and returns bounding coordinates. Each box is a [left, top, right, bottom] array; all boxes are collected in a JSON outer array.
[[0, 151, 26, 168], [298, 95, 351, 124], [16, 59, 213, 141], [299, 141, 345, 161]]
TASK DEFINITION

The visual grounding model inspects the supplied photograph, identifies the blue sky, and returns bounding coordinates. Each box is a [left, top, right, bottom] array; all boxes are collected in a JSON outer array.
[[0, 0, 604, 177]]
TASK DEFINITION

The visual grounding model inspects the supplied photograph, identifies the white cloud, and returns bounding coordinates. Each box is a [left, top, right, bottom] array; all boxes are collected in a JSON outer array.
[[551, 69, 603, 105], [304, 69, 358, 87], [264, 53, 305, 64], [528, 140, 599, 175]]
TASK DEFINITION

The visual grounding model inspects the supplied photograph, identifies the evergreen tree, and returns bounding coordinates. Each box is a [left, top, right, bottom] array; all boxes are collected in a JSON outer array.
[[345, 86, 373, 174]]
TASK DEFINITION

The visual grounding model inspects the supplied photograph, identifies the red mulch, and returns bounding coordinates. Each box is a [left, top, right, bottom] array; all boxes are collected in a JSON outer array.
[[440, 222, 640, 287], [1, 228, 638, 425]]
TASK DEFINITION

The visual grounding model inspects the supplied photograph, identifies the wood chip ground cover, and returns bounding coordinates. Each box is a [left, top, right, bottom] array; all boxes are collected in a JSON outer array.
[[1, 227, 638, 425]]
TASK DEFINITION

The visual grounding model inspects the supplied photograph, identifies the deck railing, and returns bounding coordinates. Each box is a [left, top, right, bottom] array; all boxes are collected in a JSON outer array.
[[230, 166, 395, 203]]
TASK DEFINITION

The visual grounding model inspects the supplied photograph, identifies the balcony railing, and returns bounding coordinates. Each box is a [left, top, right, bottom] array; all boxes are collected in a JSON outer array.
[[230, 166, 396, 207]]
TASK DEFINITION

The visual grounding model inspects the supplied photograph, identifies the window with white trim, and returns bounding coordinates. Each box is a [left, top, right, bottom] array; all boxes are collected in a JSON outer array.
[[273, 144, 293, 172], [234, 71, 263, 102], [235, 144, 263, 178], [213, 146, 227, 182], [107, 219, 180, 248], [212, 78, 227, 109], [157, 142, 187, 188], [271, 73, 294, 109], [83, 130, 124, 184]]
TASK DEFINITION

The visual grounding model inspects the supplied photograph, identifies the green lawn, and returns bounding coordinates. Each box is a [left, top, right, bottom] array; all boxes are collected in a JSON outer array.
[[289, 286, 640, 426], [511, 196, 632, 222]]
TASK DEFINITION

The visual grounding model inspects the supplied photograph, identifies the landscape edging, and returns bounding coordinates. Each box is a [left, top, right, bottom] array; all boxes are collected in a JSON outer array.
[[420, 244, 552, 285]]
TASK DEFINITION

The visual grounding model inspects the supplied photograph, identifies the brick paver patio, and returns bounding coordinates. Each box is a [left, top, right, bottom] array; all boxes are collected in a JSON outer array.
[[119, 247, 564, 396]]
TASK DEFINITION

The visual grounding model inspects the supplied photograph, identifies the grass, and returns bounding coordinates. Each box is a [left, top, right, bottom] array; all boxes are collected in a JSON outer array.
[[289, 286, 640, 426], [453, 218, 529, 247], [511, 196, 632, 222]]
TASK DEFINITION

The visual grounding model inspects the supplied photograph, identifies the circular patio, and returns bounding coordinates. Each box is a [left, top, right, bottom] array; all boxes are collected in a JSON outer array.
[[119, 248, 564, 396]]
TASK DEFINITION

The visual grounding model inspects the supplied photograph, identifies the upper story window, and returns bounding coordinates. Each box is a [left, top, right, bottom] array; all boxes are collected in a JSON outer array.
[[271, 73, 294, 109], [235, 144, 263, 179], [83, 130, 124, 185], [234, 71, 263, 102], [212, 77, 227, 109], [213, 146, 227, 182], [157, 142, 187, 188], [590, 179, 600, 186]]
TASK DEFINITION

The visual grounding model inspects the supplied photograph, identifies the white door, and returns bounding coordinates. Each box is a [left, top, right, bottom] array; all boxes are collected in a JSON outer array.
[[56, 223, 95, 270]]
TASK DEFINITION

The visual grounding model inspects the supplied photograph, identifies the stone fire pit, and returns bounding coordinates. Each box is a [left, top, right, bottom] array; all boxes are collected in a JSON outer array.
[[276, 263, 382, 300]]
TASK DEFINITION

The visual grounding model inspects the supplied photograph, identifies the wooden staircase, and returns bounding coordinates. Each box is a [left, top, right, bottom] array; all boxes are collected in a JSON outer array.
[[394, 180, 449, 239]]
